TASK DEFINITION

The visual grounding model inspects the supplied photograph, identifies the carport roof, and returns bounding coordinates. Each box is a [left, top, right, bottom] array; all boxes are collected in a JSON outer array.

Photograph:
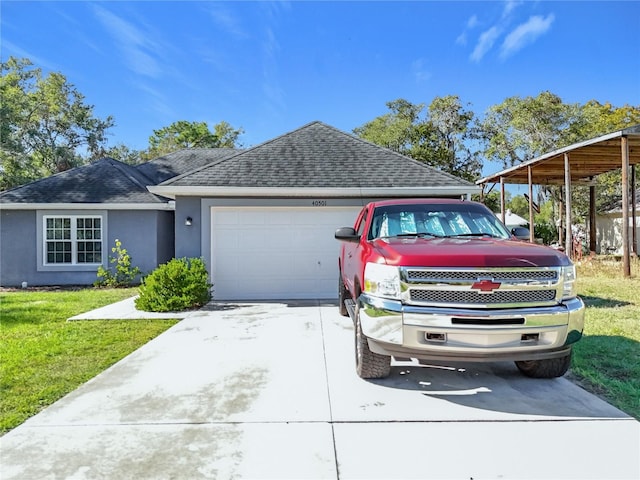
[[149, 121, 478, 198], [476, 125, 640, 185]]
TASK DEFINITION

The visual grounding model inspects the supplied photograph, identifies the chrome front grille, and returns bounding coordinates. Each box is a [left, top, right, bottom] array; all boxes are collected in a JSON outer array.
[[400, 267, 561, 308], [409, 289, 557, 305], [405, 269, 558, 282]]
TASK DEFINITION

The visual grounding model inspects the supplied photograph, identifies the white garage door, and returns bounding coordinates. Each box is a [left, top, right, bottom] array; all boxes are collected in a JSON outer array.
[[211, 206, 361, 300]]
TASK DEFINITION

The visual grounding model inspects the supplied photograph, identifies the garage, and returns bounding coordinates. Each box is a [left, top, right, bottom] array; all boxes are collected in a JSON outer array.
[[210, 206, 361, 300]]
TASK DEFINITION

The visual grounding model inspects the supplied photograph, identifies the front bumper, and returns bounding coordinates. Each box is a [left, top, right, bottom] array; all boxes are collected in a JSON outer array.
[[357, 293, 585, 362]]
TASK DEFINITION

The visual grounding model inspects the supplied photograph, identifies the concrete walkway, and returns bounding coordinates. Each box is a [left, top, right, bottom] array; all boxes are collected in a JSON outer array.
[[68, 296, 192, 320], [2, 301, 639, 479]]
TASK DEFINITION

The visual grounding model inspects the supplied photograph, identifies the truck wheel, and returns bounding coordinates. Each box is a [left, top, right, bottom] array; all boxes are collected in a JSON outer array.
[[355, 309, 391, 379], [338, 272, 349, 317], [515, 351, 572, 378]]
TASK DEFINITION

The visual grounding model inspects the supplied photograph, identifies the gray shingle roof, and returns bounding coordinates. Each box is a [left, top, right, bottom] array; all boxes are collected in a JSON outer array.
[[0, 158, 166, 204], [136, 148, 240, 184], [163, 121, 474, 189]]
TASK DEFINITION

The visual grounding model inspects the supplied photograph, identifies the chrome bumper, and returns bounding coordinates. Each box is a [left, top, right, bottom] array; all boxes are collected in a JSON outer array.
[[357, 294, 585, 362]]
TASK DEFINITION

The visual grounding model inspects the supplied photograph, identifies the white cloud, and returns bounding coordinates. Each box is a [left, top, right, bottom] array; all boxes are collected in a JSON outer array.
[[411, 58, 432, 83], [131, 80, 173, 118], [205, 4, 248, 39], [502, 1, 523, 20], [261, 27, 285, 114], [500, 14, 555, 59], [92, 5, 163, 78], [0, 40, 59, 72], [456, 15, 479, 46], [470, 26, 501, 63]]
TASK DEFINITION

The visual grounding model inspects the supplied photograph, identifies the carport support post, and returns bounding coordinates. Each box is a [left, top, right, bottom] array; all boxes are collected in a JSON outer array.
[[500, 177, 506, 224], [622, 136, 631, 277], [528, 166, 534, 242], [589, 185, 596, 255], [564, 153, 572, 257], [632, 165, 637, 255], [558, 188, 564, 246]]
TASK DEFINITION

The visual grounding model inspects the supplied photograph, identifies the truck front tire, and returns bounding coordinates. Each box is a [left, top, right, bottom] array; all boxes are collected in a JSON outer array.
[[355, 308, 391, 379], [515, 351, 572, 378]]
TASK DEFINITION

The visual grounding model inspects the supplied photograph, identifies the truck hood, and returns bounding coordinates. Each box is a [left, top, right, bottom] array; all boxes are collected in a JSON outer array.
[[372, 237, 571, 268]]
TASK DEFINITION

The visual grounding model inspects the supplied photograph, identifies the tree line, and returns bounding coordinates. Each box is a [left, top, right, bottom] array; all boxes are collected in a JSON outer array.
[[2, 56, 639, 227], [0, 57, 243, 190]]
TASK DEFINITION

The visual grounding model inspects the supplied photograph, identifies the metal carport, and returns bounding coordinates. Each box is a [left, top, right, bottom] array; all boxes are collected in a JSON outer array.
[[476, 125, 640, 277]]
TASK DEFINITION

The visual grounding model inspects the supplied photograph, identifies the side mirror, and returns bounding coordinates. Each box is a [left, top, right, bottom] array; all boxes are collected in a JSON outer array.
[[511, 227, 530, 241], [335, 227, 360, 243]]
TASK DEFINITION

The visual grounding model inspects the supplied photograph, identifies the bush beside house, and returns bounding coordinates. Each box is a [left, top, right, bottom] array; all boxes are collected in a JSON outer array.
[[135, 258, 212, 312]]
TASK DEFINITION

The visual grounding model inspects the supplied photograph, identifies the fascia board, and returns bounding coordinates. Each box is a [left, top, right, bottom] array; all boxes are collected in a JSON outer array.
[[148, 186, 480, 198], [0, 202, 175, 211]]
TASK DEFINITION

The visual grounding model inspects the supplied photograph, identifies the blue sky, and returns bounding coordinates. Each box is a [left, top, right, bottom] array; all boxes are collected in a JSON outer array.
[[2, 1, 639, 177]]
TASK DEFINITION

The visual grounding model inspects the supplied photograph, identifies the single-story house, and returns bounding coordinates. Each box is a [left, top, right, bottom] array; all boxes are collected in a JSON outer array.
[[0, 121, 478, 299]]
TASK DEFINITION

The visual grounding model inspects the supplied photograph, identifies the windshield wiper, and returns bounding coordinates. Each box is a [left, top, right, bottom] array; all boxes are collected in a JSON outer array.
[[382, 232, 444, 239], [450, 232, 501, 238]]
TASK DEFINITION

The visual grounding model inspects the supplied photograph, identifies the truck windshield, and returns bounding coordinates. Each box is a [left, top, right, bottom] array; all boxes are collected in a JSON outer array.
[[368, 204, 511, 240]]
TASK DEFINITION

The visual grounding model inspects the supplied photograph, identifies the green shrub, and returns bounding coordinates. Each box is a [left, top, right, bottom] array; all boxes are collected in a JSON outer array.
[[534, 221, 559, 246], [135, 257, 212, 312], [95, 239, 142, 287]]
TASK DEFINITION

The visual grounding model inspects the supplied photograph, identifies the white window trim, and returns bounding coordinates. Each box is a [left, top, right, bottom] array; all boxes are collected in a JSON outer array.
[[37, 210, 107, 272]]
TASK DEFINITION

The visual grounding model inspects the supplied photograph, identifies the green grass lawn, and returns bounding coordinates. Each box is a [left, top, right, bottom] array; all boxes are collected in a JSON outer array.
[[572, 260, 640, 420], [0, 287, 178, 434]]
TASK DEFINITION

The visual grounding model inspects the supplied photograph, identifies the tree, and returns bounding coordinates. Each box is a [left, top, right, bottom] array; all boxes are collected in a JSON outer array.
[[354, 97, 480, 182], [568, 101, 640, 217], [478, 92, 640, 230], [472, 190, 510, 213], [478, 91, 579, 169], [142, 120, 243, 160], [353, 99, 424, 155], [428, 95, 481, 182], [102, 144, 143, 165], [1, 57, 114, 190], [507, 195, 530, 218], [567, 100, 640, 143]]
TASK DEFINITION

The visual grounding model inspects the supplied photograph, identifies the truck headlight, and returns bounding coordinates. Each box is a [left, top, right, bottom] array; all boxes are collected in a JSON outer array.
[[561, 265, 577, 300], [364, 263, 400, 299]]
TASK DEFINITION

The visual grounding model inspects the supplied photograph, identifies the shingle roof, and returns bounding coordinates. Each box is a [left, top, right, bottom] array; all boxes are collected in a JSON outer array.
[[136, 148, 240, 184], [0, 158, 166, 204], [163, 121, 475, 189], [1, 122, 476, 205]]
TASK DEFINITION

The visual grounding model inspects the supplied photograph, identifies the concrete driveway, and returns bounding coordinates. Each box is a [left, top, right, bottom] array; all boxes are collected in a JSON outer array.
[[2, 301, 639, 479]]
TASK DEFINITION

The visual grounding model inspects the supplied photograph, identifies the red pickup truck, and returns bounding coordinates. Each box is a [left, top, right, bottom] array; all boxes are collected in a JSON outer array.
[[335, 198, 585, 379]]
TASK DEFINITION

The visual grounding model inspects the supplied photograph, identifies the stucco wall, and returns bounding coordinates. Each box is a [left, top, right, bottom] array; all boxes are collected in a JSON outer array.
[[175, 196, 202, 259], [108, 210, 169, 276], [0, 209, 175, 287], [155, 210, 175, 265], [0, 210, 41, 287]]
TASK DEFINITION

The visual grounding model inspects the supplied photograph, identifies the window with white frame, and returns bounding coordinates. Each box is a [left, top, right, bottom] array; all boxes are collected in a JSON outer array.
[[44, 216, 103, 265]]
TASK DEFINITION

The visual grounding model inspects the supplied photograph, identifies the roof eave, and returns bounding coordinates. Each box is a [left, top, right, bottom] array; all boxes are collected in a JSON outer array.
[[0, 202, 175, 211], [147, 185, 480, 199]]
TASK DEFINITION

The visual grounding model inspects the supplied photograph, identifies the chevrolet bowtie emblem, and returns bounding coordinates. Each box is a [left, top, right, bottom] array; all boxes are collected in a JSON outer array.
[[470, 279, 501, 293]]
